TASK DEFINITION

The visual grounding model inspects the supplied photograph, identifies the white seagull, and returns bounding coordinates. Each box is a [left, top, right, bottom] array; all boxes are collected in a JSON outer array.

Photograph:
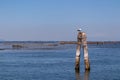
[[77, 28, 82, 32]]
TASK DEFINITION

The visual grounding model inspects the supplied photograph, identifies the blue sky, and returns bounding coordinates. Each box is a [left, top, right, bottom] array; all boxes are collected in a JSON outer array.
[[0, 0, 120, 41]]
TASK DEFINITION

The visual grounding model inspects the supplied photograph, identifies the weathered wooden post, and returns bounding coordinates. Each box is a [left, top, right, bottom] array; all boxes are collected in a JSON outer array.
[[82, 32, 90, 70], [75, 30, 82, 70], [75, 28, 90, 71]]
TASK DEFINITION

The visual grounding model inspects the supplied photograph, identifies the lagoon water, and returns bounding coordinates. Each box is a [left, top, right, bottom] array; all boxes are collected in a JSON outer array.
[[0, 44, 120, 80]]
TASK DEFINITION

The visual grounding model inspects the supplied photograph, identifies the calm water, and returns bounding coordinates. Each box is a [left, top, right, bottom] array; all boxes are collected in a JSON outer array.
[[0, 44, 120, 80]]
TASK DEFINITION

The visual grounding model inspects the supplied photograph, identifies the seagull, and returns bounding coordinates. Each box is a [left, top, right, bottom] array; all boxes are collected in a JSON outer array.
[[77, 28, 82, 32]]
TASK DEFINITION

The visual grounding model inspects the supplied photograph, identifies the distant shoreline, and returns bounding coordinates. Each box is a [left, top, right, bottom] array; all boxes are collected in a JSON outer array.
[[0, 41, 120, 50], [59, 41, 120, 44]]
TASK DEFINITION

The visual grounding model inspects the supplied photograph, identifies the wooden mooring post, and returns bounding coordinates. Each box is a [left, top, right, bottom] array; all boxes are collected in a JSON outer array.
[[75, 29, 90, 71]]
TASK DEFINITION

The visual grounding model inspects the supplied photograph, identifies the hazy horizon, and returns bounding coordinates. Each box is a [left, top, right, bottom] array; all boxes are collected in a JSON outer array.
[[0, 0, 120, 41]]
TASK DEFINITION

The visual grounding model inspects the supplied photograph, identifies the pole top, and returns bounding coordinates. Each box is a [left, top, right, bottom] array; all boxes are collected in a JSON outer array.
[[77, 28, 82, 32]]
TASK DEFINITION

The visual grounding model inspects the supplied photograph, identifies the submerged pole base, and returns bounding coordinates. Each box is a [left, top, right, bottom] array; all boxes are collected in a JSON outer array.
[[85, 60, 90, 71], [75, 68, 80, 73], [85, 67, 90, 71], [75, 65, 80, 71], [75, 56, 80, 71]]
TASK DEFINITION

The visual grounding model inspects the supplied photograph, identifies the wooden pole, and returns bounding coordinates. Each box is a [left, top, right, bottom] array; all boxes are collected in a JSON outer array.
[[75, 44, 81, 70], [75, 32, 82, 70], [82, 32, 90, 70], [75, 30, 90, 71]]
